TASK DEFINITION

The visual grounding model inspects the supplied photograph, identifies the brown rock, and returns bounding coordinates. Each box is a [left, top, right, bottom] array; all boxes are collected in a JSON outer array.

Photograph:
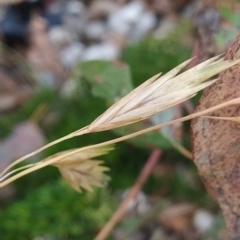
[[191, 34, 240, 239]]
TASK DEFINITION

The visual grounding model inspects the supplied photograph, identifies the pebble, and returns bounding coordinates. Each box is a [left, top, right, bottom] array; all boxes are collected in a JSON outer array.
[[130, 10, 157, 41], [66, 0, 86, 16], [48, 27, 73, 50], [122, 190, 151, 215], [193, 209, 214, 233], [60, 42, 85, 67], [107, 0, 145, 35], [84, 20, 106, 41], [63, 1, 86, 40], [195, 7, 220, 32], [82, 41, 120, 61]]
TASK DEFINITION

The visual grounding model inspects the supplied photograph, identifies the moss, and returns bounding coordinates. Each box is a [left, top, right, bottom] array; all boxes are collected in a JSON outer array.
[[0, 180, 116, 240]]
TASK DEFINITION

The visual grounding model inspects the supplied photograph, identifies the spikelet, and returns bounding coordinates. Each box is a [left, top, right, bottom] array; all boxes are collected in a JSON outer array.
[[87, 56, 240, 132], [43, 146, 113, 192]]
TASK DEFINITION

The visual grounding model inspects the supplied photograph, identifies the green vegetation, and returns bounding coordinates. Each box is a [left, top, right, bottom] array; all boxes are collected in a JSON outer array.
[[0, 181, 116, 240], [0, 22, 212, 239]]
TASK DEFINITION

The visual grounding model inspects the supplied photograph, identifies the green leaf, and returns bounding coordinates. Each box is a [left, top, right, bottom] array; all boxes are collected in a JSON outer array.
[[219, 7, 240, 26], [79, 60, 133, 104]]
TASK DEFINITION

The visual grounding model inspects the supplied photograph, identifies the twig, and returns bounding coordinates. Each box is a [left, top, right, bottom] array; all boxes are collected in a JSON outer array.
[[94, 149, 162, 240]]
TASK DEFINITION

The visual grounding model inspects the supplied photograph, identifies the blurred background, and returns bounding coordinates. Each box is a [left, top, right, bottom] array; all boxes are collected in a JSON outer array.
[[0, 0, 239, 239]]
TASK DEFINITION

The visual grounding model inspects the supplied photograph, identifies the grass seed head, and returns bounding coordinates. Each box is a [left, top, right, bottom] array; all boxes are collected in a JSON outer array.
[[87, 56, 240, 132]]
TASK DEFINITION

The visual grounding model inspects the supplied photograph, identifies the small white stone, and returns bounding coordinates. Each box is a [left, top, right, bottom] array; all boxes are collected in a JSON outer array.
[[82, 42, 120, 61], [193, 209, 214, 233], [136, 194, 151, 214], [63, 15, 85, 41], [107, 0, 145, 35], [60, 42, 85, 67], [84, 21, 106, 41], [130, 11, 157, 41], [63, 1, 86, 40], [48, 27, 72, 50], [66, 0, 86, 16], [122, 190, 150, 215]]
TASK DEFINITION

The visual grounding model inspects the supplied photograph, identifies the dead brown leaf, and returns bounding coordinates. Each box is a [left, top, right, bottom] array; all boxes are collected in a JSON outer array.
[[191, 33, 240, 239]]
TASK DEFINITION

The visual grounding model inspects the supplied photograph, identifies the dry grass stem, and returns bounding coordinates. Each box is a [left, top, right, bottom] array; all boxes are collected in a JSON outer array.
[[1, 146, 113, 192], [0, 126, 89, 178], [1, 56, 240, 186], [1, 56, 237, 178], [201, 115, 240, 124], [2, 97, 240, 188], [162, 136, 193, 159]]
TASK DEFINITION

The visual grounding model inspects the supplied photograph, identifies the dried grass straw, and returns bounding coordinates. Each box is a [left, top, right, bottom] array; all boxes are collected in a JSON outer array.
[[1, 55, 240, 190]]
